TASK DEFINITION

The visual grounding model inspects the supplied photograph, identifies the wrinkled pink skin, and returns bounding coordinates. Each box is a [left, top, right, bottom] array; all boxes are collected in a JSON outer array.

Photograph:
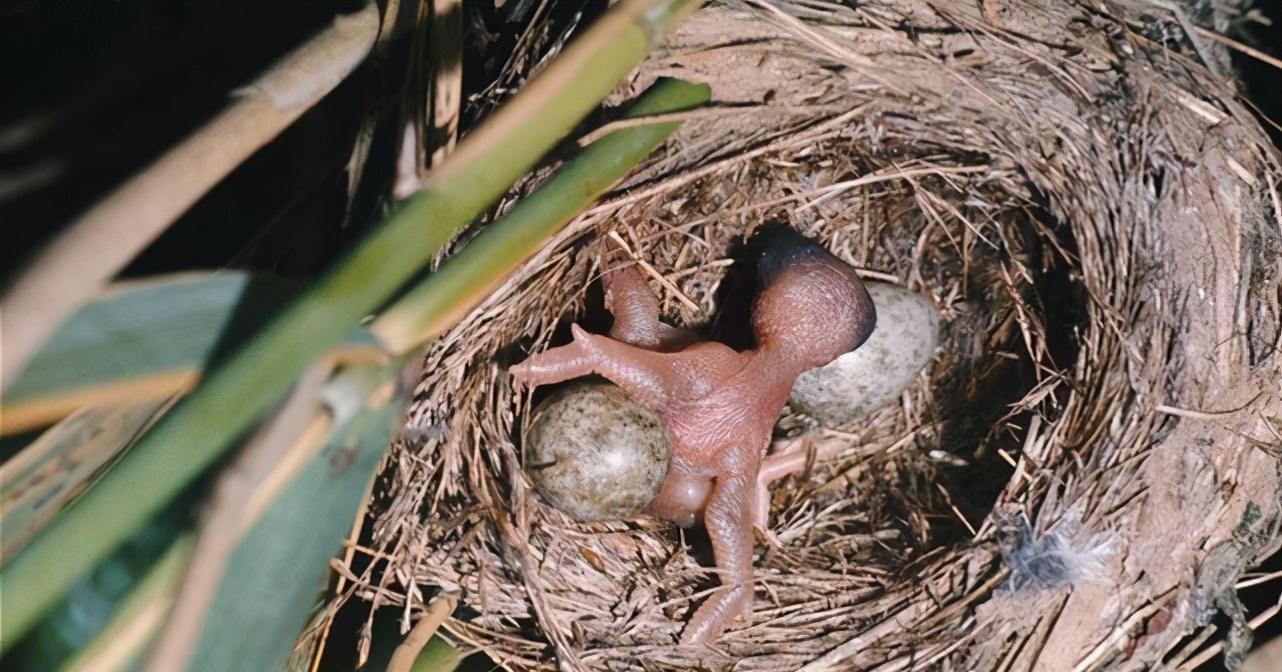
[[511, 244, 874, 644]]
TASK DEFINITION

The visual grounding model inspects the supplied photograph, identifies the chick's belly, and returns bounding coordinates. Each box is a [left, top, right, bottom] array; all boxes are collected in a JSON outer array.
[[665, 426, 733, 475], [667, 447, 719, 478], [665, 401, 759, 474]]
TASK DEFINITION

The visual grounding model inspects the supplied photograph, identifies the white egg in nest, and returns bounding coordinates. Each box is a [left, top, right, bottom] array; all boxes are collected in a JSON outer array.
[[523, 381, 670, 522], [789, 282, 940, 426]]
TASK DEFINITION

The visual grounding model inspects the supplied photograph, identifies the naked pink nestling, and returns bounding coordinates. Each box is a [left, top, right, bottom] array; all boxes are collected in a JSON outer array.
[[510, 228, 875, 643]]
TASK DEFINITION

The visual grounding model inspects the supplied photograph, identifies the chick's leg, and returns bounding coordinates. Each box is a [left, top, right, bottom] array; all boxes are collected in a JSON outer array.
[[604, 265, 663, 348], [513, 325, 675, 410], [754, 437, 810, 530], [565, 324, 676, 410], [509, 337, 594, 387], [755, 435, 856, 531], [681, 464, 756, 644], [604, 264, 700, 352], [511, 265, 662, 387]]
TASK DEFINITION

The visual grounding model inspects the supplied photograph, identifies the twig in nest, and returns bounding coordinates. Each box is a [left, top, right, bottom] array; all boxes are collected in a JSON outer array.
[[387, 591, 460, 672], [853, 268, 904, 284], [1154, 391, 1265, 420], [1071, 592, 1176, 672], [594, 104, 872, 211], [935, 483, 977, 537], [1237, 568, 1282, 590], [606, 230, 702, 313], [1193, 26, 1282, 74], [1173, 592, 1282, 671], [681, 163, 991, 232], [306, 470, 381, 672], [577, 106, 764, 146], [797, 601, 933, 671], [579, 103, 847, 146], [1173, 86, 1228, 125]]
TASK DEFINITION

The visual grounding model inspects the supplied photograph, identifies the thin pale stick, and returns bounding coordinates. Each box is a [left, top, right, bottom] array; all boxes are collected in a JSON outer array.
[[1175, 593, 1282, 671], [1194, 26, 1282, 73], [606, 231, 702, 312], [387, 591, 460, 672], [1155, 391, 1264, 420]]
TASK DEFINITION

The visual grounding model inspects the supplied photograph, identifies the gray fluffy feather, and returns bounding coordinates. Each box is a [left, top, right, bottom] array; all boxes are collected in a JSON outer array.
[[1000, 512, 1117, 594]]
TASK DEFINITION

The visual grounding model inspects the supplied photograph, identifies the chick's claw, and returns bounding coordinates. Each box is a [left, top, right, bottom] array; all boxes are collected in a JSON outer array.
[[680, 583, 753, 645]]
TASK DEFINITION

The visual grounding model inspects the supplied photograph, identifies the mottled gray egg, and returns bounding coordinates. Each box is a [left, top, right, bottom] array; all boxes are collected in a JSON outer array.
[[524, 382, 670, 521], [789, 283, 940, 426]]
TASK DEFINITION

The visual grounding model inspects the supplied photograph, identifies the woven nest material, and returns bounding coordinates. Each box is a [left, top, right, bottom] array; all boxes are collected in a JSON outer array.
[[340, 1, 1282, 669]]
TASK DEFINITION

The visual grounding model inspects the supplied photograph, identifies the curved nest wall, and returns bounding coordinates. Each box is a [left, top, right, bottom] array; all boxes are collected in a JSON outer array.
[[344, 1, 1282, 669]]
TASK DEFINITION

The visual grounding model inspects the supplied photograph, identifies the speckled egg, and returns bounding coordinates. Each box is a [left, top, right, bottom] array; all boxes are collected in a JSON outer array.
[[524, 381, 670, 521], [789, 283, 940, 426]]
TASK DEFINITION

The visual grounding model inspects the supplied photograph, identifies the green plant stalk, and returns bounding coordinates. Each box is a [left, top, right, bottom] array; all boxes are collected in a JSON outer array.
[[0, 272, 383, 561], [372, 77, 711, 352], [0, 0, 702, 647], [185, 362, 402, 672]]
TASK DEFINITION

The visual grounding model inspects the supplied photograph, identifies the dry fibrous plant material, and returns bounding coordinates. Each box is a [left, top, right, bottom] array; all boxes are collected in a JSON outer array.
[[330, 0, 1282, 669]]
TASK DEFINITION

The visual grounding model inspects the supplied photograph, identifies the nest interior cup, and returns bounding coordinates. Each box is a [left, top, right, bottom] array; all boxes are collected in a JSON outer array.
[[352, 1, 1282, 670]]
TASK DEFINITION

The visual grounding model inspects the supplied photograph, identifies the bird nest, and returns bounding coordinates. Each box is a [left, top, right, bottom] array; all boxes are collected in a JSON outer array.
[[338, 0, 1282, 669]]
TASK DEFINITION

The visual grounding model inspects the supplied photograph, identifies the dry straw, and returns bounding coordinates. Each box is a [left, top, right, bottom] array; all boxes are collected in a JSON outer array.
[[330, 0, 1282, 669]]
